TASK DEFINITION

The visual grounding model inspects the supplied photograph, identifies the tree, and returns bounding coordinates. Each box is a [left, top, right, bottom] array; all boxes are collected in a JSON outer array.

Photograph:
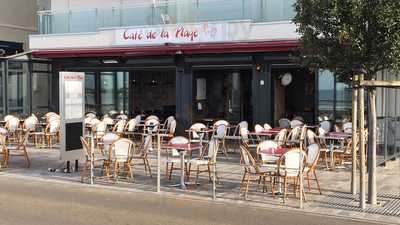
[[293, 0, 400, 205]]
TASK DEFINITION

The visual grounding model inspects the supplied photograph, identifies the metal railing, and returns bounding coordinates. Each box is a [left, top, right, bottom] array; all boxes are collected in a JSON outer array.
[[377, 117, 400, 165], [37, 0, 296, 34]]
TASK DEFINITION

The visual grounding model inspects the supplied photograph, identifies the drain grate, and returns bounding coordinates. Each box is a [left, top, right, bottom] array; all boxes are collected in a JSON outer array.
[[314, 192, 400, 217]]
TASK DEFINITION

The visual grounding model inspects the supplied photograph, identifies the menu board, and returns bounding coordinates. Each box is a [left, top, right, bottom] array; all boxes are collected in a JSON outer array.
[[65, 80, 83, 119]]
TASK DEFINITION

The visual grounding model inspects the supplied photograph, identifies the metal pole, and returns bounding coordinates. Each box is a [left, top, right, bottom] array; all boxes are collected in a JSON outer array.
[[90, 133, 94, 185], [299, 150, 304, 209], [213, 138, 216, 200], [368, 88, 377, 205], [351, 74, 359, 195], [358, 73, 366, 209], [157, 134, 161, 192]]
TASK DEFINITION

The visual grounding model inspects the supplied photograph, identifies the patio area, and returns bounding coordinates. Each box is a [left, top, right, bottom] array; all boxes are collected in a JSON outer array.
[[2, 144, 399, 224]]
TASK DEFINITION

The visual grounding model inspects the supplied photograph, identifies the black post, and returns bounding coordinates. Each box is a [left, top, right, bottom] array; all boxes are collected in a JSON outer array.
[[175, 55, 192, 134], [252, 61, 272, 126], [75, 159, 79, 172]]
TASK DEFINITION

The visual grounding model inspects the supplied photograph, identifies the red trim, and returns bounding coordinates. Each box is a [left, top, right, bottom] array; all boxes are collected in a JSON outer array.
[[31, 40, 299, 58]]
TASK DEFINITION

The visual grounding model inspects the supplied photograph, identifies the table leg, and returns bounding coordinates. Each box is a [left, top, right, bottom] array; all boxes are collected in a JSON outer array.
[[180, 151, 186, 189], [213, 163, 216, 200], [330, 143, 335, 170]]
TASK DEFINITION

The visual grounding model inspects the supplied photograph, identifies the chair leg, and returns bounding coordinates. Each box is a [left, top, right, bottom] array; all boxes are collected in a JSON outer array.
[[23, 147, 30, 168], [244, 173, 251, 200], [195, 166, 200, 185], [146, 158, 152, 178], [81, 161, 88, 182], [207, 164, 212, 183], [283, 177, 288, 203], [169, 163, 174, 180], [239, 171, 247, 194], [306, 172, 312, 192], [314, 170, 322, 194]]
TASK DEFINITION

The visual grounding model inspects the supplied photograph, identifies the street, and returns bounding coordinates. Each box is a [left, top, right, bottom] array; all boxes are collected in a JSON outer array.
[[0, 176, 391, 225]]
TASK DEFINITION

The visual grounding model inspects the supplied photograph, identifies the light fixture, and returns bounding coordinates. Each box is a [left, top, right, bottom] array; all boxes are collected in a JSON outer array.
[[280, 73, 293, 86], [102, 59, 119, 64]]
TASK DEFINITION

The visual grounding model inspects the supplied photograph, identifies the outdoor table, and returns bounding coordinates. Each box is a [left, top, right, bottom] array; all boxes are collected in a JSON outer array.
[[259, 147, 290, 194], [161, 143, 202, 189], [185, 128, 213, 155], [318, 133, 351, 170]]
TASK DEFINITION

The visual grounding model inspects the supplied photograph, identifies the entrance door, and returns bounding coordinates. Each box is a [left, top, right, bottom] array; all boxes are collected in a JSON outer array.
[[272, 67, 315, 124], [192, 68, 252, 125]]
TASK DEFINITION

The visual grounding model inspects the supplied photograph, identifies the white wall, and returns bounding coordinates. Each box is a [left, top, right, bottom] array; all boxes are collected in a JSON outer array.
[[0, 0, 37, 49]]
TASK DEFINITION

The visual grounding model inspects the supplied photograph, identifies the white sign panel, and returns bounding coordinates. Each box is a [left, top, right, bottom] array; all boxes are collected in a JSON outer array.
[[114, 23, 228, 46], [63, 74, 84, 120]]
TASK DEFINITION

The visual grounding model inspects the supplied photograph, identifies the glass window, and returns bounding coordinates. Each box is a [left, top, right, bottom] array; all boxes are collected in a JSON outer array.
[[7, 61, 28, 115], [32, 73, 51, 114], [317, 70, 352, 121], [318, 70, 334, 119], [335, 81, 352, 120], [85, 72, 96, 113], [116, 72, 129, 114], [0, 62, 3, 118]]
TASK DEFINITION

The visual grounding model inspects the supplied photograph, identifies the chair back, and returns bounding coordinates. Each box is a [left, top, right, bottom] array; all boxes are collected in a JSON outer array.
[[240, 127, 250, 144], [164, 116, 175, 129], [278, 118, 291, 128], [168, 119, 177, 135], [287, 127, 301, 142], [19, 131, 30, 146], [4, 115, 15, 122], [90, 118, 101, 126], [320, 121, 331, 133], [110, 138, 133, 163], [81, 137, 92, 160], [84, 117, 93, 125], [92, 121, 107, 136], [190, 123, 206, 139], [6, 117, 20, 132], [343, 122, 352, 134], [214, 124, 227, 139], [254, 124, 263, 133], [126, 118, 138, 132], [44, 112, 57, 118], [293, 116, 304, 122], [307, 144, 320, 170], [116, 114, 128, 121], [102, 117, 114, 126], [49, 120, 60, 133], [306, 130, 318, 145], [24, 117, 37, 131], [240, 145, 259, 173], [274, 128, 287, 146], [86, 112, 97, 119], [278, 149, 307, 177], [257, 140, 279, 163], [206, 138, 220, 163], [113, 120, 127, 133], [213, 120, 229, 127], [146, 115, 159, 121], [144, 118, 159, 133], [263, 123, 272, 131], [290, 119, 304, 128], [134, 115, 142, 124]]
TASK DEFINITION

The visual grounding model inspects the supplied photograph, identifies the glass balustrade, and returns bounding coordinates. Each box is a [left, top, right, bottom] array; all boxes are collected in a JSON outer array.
[[37, 0, 296, 34]]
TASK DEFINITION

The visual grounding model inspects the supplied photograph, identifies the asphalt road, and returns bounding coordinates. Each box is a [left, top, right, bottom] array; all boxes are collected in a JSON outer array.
[[0, 176, 391, 225]]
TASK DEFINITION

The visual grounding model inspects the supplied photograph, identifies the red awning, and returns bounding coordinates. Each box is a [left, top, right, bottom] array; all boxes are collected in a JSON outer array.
[[31, 40, 299, 58]]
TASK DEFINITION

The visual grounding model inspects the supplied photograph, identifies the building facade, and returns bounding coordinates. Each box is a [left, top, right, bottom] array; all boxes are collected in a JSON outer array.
[[0, 0, 394, 135]]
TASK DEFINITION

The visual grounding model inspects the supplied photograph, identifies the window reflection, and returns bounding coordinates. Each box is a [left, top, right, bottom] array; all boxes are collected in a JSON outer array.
[[7, 61, 28, 115]]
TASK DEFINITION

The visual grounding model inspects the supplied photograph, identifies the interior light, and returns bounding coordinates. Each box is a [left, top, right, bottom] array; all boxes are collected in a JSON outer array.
[[102, 59, 119, 64]]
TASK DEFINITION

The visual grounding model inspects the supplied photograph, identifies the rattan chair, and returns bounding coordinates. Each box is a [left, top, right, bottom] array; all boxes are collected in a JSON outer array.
[[132, 135, 152, 178], [187, 137, 220, 185], [272, 149, 308, 203], [110, 138, 134, 182], [7, 131, 31, 167], [80, 137, 108, 182], [304, 144, 322, 194]]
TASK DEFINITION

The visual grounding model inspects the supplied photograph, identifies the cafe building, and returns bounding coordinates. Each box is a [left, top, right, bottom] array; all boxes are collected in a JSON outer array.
[[1, 0, 374, 131]]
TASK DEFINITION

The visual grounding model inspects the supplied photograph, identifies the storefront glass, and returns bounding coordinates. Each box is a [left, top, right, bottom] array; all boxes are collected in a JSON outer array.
[[7, 61, 28, 115], [192, 69, 252, 124], [32, 62, 52, 114], [0, 62, 4, 117], [317, 70, 352, 121]]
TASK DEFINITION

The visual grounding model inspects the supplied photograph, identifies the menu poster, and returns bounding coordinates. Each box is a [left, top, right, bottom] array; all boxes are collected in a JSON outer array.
[[62, 73, 84, 120]]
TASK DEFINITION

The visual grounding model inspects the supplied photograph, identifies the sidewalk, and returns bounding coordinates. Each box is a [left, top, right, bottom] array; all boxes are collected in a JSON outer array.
[[2, 145, 399, 224]]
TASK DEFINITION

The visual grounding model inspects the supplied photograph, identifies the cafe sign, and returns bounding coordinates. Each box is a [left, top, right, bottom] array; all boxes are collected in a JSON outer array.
[[114, 22, 228, 45]]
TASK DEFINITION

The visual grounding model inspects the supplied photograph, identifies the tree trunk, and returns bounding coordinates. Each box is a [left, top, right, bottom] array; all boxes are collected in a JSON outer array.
[[367, 88, 377, 205]]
